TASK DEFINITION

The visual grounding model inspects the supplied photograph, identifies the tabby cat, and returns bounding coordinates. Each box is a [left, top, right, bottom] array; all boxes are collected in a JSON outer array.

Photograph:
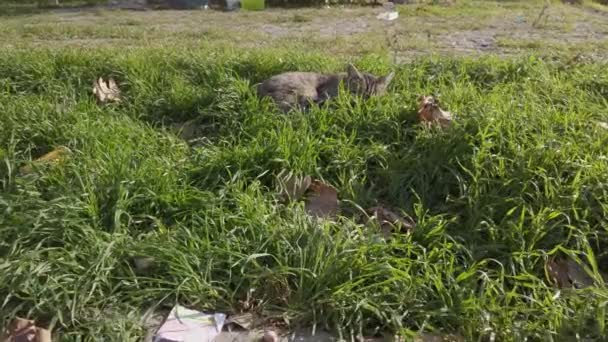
[[256, 64, 394, 112]]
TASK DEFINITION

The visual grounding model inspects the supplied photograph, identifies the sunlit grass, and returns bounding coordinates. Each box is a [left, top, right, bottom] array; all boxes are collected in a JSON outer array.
[[1, 46, 607, 340]]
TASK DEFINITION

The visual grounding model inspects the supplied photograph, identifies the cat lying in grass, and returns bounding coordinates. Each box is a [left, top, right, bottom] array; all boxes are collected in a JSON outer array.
[[256, 64, 394, 112]]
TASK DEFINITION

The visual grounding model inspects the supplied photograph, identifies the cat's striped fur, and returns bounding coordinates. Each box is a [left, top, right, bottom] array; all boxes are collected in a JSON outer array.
[[256, 64, 394, 113]]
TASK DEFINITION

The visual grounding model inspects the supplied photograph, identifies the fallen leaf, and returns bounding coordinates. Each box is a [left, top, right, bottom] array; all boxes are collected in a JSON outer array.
[[417, 95, 452, 128], [304, 180, 338, 219], [564, 258, 594, 288], [19, 147, 70, 175], [225, 313, 254, 331], [545, 257, 571, 288], [93, 77, 121, 103], [3, 317, 51, 342], [367, 206, 415, 238], [277, 171, 312, 202], [545, 256, 594, 289]]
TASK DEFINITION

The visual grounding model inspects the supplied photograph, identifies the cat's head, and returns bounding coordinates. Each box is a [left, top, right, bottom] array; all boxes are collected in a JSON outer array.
[[344, 64, 395, 98]]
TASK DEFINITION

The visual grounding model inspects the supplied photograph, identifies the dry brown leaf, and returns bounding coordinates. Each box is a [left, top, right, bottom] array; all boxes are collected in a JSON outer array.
[[367, 206, 415, 238], [564, 258, 594, 288], [277, 171, 312, 202], [19, 147, 70, 175], [545, 257, 571, 288], [226, 312, 255, 330], [545, 256, 594, 289], [417, 95, 452, 128], [225, 313, 254, 331], [93, 77, 121, 103], [2, 317, 51, 342], [304, 180, 338, 219]]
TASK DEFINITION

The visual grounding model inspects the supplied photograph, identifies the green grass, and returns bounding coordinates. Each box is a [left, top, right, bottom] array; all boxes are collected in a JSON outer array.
[[1, 46, 608, 341], [1, 0, 608, 340]]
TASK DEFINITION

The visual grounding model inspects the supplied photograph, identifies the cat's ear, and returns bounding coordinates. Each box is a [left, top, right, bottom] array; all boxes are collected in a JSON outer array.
[[346, 64, 363, 79], [379, 72, 395, 87]]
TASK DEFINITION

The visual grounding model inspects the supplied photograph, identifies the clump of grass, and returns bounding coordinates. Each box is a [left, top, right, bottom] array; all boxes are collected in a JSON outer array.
[[1, 47, 608, 340]]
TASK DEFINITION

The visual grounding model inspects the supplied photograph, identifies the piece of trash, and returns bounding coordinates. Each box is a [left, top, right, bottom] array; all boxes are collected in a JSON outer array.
[[154, 305, 226, 342], [545, 256, 594, 289], [377, 11, 399, 21], [2, 317, 51, 342], [224, 313, 254, 331], [19, 146, 70, 175], [93, 77, 121, 103], [367, 206, 415, 238], [597, 121, 608, 130], [417, 95, 453, 128], [304, 180, 339, 219], [277, 171, 312, 202], [263, 330, 279, 342]]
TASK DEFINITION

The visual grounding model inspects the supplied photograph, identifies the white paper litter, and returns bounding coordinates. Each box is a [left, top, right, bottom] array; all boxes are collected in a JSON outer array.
[[377, 11, 399, 21], [154, 305, 226, 342]]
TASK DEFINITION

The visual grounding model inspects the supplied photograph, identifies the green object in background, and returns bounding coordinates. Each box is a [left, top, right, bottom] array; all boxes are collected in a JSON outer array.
[[241, 0, 264, 10]]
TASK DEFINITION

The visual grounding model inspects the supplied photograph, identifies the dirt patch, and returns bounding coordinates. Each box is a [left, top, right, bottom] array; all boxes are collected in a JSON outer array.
[[3, 3, 608, 60]]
